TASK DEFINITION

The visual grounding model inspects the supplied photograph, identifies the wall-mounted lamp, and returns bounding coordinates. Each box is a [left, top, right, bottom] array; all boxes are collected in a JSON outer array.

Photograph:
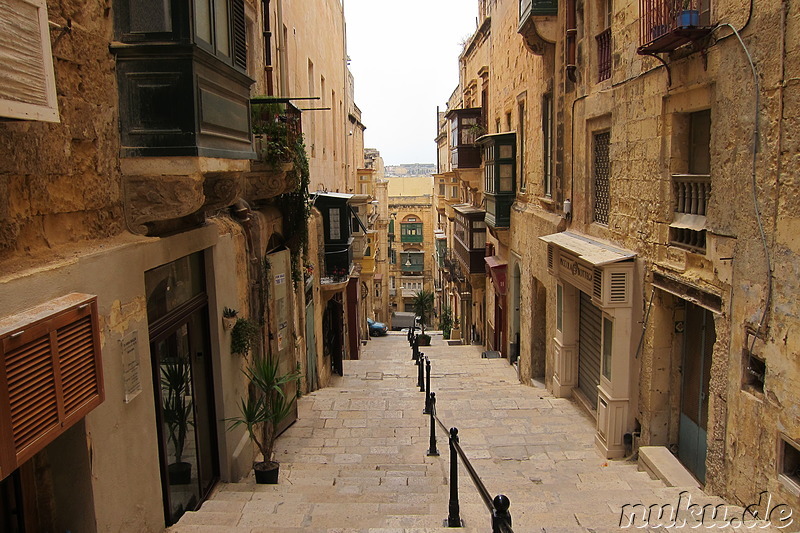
[[563, 199, 572, 220]]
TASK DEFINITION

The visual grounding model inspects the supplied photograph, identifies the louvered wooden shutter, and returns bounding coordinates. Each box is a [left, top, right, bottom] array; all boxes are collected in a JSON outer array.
[[0, 0, 60, 122], [0, 294, 104, 480], [231, 0, 247, 71]]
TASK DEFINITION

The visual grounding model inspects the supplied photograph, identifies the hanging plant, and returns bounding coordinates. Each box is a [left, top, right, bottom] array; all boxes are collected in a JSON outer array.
[[277, 135, 311, 286], [231, 317, 260, 356]]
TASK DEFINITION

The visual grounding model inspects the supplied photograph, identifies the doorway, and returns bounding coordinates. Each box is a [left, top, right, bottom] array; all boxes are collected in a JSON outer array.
[[146, 253, 219, 526], [323, 295, 344, 376], [679, 302, 715, 484], [578, 291, 602, 411]]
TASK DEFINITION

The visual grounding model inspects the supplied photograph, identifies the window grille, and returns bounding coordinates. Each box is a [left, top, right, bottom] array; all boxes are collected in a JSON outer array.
[[593, 131, 611, 225], [596, 28, 612, 81]]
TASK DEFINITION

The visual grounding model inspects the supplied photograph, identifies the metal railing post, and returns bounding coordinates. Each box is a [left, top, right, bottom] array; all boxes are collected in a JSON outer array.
[[418, 355, 426, 392], [447, 427, 462, 527], [492, 494, 512, 533], [427, 393, 439, 456], [424, 357, 432, 414], [412, 335, 419, 362]]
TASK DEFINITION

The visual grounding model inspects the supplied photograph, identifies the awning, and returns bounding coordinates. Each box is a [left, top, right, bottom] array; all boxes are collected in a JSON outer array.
[[484, 255, 508, 295], [539, 231, 635, 266], [669, 213, 706, 231]]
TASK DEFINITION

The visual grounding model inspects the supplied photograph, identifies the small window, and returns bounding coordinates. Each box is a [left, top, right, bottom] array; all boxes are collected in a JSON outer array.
[[556, 284, 563, 332], [741, 350, 765, 395], [780, 436, 800, 492], [602, 316, 613, 380]]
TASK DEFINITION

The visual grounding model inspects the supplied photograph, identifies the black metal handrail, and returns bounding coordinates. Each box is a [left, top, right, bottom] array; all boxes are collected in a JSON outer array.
[[412, 345, 512, 532], [432, 413, 513, 532]]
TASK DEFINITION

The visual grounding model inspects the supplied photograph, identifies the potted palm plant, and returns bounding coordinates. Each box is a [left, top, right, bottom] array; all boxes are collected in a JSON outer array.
[[161, 358, 194, 485], [412, 290, 435, 346], [227, 355, 301, 484]]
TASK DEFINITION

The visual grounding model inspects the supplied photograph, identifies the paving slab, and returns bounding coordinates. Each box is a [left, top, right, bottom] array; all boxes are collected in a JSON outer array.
[[167, 334, 787, 533]]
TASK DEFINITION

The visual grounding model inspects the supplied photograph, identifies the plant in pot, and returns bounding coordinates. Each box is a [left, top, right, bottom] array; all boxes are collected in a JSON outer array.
[[231, 317, 259, 356], [412, 289, 435, 346], [222, 306, 238, 331], [161, 358, 194, 485], [675, 0, 699, 27], [227, 355, 301, 484], [440, 305, 453, 340]]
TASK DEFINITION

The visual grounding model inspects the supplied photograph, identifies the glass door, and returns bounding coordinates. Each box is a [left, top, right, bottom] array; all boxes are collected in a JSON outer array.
[[145, 253, 218, 526]]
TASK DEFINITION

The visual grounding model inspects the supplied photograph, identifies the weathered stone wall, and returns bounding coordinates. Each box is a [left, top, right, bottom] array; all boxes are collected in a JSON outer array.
[[0, 1, 121, 262]]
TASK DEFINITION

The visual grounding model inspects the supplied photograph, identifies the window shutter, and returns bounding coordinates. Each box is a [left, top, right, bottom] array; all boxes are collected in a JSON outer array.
[[231, 0, 247, 71], [0, 294, 104, 479], [0, 0, 60, 122]]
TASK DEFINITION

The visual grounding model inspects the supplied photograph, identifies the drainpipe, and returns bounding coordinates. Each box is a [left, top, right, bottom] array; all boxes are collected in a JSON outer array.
[[275, 0, 287, 96], [566, 0, 577, 83]]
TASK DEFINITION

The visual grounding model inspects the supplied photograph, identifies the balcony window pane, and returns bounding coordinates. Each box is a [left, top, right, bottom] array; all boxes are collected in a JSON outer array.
[[500, 178, 513, 191], [500, 163, 513, 179], [472, 231, 486, 249], [500, 144, 513, 159], [196, 0, 212, 43], [215, 0, 230, 56]]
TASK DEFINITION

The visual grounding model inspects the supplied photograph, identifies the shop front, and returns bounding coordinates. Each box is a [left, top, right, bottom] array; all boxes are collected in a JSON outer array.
[[540, 232, 638, 458]]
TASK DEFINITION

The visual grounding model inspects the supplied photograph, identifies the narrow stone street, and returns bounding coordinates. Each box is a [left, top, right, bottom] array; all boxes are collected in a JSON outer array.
[[168, 334, 777, 532]]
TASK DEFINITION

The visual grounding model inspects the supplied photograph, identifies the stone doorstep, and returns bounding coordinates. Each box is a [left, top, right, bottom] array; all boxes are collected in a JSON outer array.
[[638, 446, 702, 488]]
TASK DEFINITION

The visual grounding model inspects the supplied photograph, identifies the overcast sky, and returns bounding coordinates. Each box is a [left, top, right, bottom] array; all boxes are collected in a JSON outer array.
[[343, 1, 478, 166]]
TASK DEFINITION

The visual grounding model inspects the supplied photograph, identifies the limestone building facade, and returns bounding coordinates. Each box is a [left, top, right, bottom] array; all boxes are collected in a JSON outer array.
[[0, 1, 373, 531], [387, 177, 436, 326], [442, 0, 800, 510]]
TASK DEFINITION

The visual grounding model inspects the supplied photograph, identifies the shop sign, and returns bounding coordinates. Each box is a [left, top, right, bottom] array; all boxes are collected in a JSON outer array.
[[558, 252, 594, 294]]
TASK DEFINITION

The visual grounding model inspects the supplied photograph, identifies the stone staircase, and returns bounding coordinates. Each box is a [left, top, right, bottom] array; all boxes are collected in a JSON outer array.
[[168, 337, 786, 533]]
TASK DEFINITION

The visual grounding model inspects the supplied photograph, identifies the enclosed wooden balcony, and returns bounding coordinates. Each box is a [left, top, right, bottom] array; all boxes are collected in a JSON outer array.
[[446, 108, 483, 169], [453, 205, 487, 274], [479, 133, 516, 229], [638, 0, 712, 54]]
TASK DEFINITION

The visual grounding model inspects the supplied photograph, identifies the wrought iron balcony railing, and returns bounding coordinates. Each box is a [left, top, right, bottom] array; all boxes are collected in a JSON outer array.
[[251, 98, 302, 164], [596, 28, 612, 82], [638, 0, 712, 54]]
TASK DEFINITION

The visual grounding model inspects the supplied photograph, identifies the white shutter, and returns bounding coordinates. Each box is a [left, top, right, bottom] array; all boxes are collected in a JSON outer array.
[[0, 0, 59, 122]]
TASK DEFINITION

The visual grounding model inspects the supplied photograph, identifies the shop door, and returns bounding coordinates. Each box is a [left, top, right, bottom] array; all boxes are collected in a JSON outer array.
[[145, 253, 218, 526], [150, 305, 218, 525], [679, 302, 714, 484], [305, 298, 318, 392], [266, 248, 298, 435], [494, 293, 505, 357], [578, 291, 602, 410]]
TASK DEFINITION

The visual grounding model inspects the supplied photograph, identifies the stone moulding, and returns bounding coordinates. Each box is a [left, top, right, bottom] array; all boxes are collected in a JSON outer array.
[[123, 172, 206, 235], [122, 158, 297, 235], [519, 16, 558, 55], [244, 161, 297, 202]]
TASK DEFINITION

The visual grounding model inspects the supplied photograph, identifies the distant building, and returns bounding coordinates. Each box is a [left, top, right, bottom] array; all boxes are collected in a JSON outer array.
[[385, 163, 437, 177]]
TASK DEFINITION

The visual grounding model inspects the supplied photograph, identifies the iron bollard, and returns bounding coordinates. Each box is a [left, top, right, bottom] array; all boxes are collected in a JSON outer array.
[[423, 357, 432, 414], [447, 427, 462, 527], [491, 494, 512, 533], [427, 392, 439, 456], [413, 336, 420, 363], [418, 355, 426, 391]]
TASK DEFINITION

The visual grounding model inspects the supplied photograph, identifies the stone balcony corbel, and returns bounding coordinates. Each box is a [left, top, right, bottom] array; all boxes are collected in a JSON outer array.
[[518, 2, 558, 55], [122, 156, 250, 235]]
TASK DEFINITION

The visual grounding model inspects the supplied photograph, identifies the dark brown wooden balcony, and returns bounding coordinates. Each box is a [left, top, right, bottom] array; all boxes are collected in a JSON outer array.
[[638, 0, 712, 54], [446, 108, 483, 169]]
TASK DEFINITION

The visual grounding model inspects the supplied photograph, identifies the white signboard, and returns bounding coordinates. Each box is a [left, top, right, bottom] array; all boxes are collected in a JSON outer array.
[[121, 331, 142, 403]]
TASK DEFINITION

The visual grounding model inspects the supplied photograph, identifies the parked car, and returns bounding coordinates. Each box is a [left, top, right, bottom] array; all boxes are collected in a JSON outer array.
[[367, 318, 388, 336]]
